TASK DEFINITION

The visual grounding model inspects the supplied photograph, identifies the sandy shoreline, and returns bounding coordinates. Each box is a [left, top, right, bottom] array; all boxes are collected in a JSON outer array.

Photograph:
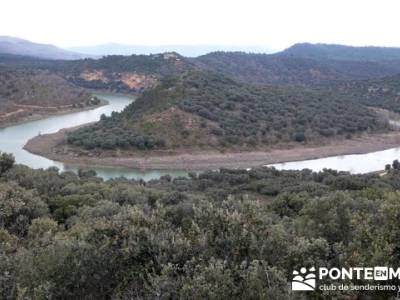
[[23, 127, 400, 171]]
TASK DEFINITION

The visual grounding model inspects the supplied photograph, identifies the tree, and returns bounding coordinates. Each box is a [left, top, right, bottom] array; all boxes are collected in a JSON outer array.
[[0, 152, 14, 175], [293, 132, 306, 142]]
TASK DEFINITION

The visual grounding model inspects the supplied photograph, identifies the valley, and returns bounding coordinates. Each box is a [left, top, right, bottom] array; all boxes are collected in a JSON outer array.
[[3, 1, 400, 297], [3, 43, 400, 177]]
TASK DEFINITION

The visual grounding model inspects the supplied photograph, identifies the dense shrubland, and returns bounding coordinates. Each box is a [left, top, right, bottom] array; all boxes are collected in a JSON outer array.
[[67, 71, 387, 151], [196, 51, 400, 85], [281, 43, 400, 62], [2, 152, 400, 298], [0, 52, 194, 77], [0, 67, 91, 107], [4, 46, 400, 90], [319, 74, 400, 113]]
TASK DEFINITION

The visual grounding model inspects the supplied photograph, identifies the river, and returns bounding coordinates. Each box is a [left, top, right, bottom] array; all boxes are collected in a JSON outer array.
[[1, 93, 398, 179], [269, 147, 400, 173], [0, 93, 188, 180]]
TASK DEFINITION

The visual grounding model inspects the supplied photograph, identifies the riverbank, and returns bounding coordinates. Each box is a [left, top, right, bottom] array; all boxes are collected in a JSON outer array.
[[24, 127, 400, 171], [0, 99, 108, 129]]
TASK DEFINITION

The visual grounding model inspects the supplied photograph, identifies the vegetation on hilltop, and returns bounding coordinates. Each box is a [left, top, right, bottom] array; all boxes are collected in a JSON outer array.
[[2, 153, 400, 298], [4, 46, 400, 91], [63, 53, 196, 92], [0, 52, 196, 93], [67, 71, 386, 151], [0, 67, 97, 125], [0, 67, 90, 106], [282, 43, 400, 62], [196, 51, 400, 86]]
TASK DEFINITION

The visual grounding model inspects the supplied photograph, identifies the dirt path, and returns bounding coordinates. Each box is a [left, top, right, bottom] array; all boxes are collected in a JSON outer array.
[[23, 127, 400, 171]]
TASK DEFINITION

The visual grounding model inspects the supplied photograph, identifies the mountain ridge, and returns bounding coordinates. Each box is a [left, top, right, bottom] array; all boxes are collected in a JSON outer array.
[[281, 43, 400, 61], [0, 36, 93, 60]]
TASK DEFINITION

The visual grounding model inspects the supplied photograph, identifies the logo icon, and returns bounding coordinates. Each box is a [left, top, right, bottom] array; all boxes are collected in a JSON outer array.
[[292, 267, 316, 291], [374, 267, 388, 280]]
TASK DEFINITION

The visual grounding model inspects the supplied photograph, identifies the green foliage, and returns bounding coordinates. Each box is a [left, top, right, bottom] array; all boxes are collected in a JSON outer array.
[[0, 152, 14, 175], [68, 71, 385, 151], [196, 51, 400, 85], [0, 181, 48, 237], [282, 43, 400, 62], [0, 67, 93, 125], [0, 160, 399, 298], [320, 74, 400, 113]]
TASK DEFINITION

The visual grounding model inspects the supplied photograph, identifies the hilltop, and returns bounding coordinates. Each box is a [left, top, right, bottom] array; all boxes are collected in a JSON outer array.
[[65, 70, 385, 152], [7, 52, 198, 93], [281, 43, 400, 62], [50, 50, 400, 88], [196, 51, 400, 85]]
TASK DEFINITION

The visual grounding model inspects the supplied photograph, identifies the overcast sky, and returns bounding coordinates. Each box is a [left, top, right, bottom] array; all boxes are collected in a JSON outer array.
[[1, 0, 399, 50]]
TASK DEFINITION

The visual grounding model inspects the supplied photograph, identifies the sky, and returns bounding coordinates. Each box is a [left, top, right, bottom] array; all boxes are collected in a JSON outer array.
[[1, 0, 400, 51]]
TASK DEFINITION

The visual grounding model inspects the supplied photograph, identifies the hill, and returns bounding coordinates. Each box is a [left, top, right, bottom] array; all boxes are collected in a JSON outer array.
[[37, 52, 197, 93], [196, 52, 400, 86], [0, 36, 91, 60], [0, 66, 98, 125], [281, 43, 400, 61], [66, 70, 385, 151], [4, 46, 400, 90]]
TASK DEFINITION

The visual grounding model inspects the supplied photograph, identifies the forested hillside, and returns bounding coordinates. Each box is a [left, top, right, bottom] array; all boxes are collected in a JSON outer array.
[[318, 74, 400, 113], [282, 43, 400, 62], [4, 44, 400, 91], [2, 152, 400, 299], [196, 51, 400, 85], [0, 52, 196, 93], [66, 71, 386, 151], [0, 66, 97, 125]]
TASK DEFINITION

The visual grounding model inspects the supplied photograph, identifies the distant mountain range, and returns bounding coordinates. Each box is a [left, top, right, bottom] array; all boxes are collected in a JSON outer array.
[[4, 36, 400, 63], [68, 43, 275, 57], [0, 36, 92, 60], [3, 36, 400, 88]]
